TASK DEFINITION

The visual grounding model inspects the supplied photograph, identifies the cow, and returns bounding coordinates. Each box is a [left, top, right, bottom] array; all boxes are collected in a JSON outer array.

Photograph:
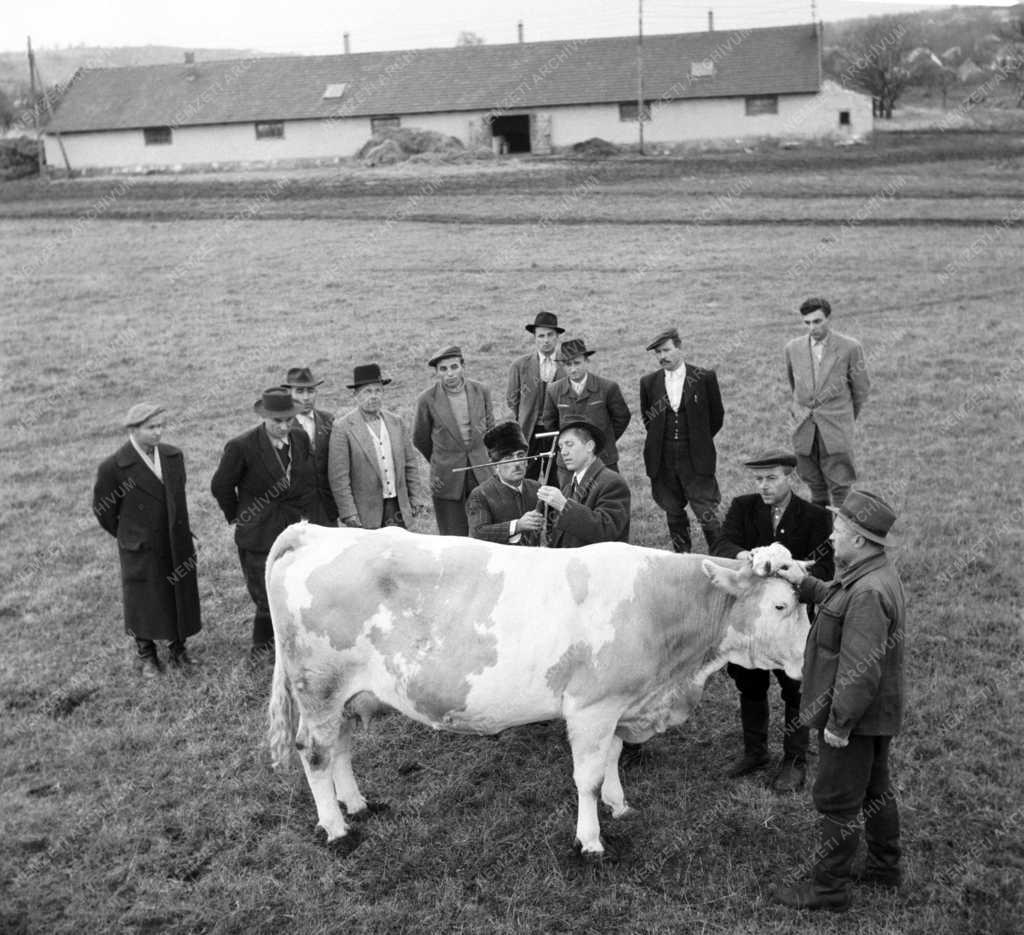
[[266, 523, 807, 857]]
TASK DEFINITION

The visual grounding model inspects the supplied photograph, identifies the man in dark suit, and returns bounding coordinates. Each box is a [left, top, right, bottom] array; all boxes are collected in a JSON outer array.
[[507, 312, 567, 480], [329, 363, 425, 529], [540, 337, 631, 487], [467, 422, 544, 545], [640, 327, 724, 553], [413, 345, 494, 536], [538, 420, 630, 548], [93, 403, 202, 677], [282, 366, 337, 526], [211, 387, 317, 662], [713, 449, 834, 791]]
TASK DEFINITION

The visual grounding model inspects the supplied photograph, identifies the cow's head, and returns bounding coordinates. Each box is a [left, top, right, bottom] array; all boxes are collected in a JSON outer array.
[[701, 548, 807, 680]]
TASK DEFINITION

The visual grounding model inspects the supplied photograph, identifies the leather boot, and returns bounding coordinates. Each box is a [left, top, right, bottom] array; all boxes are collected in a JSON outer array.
[[861, 790, 902, 885], [726, 697, 770, 777], [773, 702, 809, 792], [667, 519, 691, 554], [811, 814, 859, 905]]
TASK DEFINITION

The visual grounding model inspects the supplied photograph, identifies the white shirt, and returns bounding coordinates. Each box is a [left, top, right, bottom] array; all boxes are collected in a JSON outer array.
[[365, 416, 397, 498], [295, 412, 316, 447], [539, 351, 557, 383], [500, 478, 525, 543], [664, 362, 687, 412], [130, 437, 163, 482], [570, 376, 587, 396]]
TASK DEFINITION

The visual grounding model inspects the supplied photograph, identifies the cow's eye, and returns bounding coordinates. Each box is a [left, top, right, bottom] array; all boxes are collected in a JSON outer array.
[[774, 603, 786, 611]]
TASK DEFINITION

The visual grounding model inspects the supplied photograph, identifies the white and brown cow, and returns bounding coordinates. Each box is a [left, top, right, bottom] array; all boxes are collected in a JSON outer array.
[[266, 523, 806, 856]]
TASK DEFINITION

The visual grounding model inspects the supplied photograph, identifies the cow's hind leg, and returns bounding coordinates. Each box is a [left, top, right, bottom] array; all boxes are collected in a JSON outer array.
[[565, 704, 619, 856], [600, 735, 637, 819], [296, 716, 350, 844], [331, 719, 368, 817]]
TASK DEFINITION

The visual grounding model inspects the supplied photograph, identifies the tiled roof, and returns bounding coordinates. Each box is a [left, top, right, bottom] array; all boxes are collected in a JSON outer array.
[[46, 25, 821, 133]]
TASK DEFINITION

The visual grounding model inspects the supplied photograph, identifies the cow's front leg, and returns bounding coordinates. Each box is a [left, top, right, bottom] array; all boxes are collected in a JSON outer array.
[[601, 735, 636, 819], [565, 705, 618, 855], [332, 720, 368, 816]]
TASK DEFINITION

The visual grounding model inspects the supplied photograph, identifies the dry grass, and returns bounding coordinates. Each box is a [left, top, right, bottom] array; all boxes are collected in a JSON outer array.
[[1, 144, 1022, 933]]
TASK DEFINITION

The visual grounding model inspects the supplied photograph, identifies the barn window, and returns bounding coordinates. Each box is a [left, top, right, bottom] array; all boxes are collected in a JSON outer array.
[[323, 83, 348, 99], [839, 110, 851, 126], [143, 126, 172, 145], [370, 115, 401, 133], [745, 95, 779, 116], [619, 101, 651, 122], [255, 121, 285, 140], [690, 60, 715, 78]]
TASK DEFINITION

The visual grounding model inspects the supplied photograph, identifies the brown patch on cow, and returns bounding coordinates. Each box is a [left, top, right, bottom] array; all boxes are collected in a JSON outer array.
[[302, 536, 503, 724], [545, 642, 594, 695], [565, 557, 590, 605]]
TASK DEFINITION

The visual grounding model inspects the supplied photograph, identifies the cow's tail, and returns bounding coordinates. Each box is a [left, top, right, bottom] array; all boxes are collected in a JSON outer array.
[[268, 653, 297, 769]]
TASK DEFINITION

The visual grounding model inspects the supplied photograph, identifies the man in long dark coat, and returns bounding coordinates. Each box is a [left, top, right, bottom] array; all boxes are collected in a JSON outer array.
[[93, 402, 202, 677], [282, 366, 338, 526]]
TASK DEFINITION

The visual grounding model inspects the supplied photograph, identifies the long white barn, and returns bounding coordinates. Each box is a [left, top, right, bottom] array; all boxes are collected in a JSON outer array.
[[42, 25, 872, 173]]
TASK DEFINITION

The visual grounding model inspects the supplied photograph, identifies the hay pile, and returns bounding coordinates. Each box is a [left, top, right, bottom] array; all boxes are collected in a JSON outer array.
[[570, 137, 621, 157], [358, 127, 465, 166], [0, 137, 41, 180]]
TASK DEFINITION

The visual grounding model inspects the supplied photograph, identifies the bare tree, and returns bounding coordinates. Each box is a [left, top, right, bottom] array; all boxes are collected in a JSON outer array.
[[834, 15, 917, 118]]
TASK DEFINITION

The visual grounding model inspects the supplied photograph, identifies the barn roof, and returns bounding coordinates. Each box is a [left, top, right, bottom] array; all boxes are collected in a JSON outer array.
[[46, 25, 821, 133]]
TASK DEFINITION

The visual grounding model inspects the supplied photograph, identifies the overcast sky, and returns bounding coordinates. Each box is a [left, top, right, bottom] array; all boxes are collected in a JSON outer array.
[[5, 1, 1017, 55]]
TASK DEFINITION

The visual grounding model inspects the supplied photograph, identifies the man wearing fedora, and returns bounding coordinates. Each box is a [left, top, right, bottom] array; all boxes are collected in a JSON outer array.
[[713, 449, 834, 791], [211, 387, 317, 662], [329, 364, 425, 529], [507, 312, 567, 481], [467, 421, 545, 546], [413, 346, 494, 536], [772, 489, 905, 912], [785, 298, 871, 509], [93, 403, 202, 677], [282, 366, 337, 526], [540, 337, 631, 487], [538, 419, 631, 548], [640, 327, 724, 554]]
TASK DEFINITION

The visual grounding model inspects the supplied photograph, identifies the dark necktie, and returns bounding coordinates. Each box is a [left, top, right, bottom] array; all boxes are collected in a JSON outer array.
[[570, 479, 579, 500], [279, 444, 290, 473]]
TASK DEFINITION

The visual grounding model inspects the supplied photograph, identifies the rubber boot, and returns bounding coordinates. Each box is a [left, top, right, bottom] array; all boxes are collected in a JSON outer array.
[[726, 697, 770, 777]]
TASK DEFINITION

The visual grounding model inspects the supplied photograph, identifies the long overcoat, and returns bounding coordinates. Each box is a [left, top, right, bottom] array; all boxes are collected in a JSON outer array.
[[93, 442, 202, 642]]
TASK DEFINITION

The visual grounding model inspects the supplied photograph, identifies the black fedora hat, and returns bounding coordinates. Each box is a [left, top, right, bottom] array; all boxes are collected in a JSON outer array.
[[829, 489, 899, 546], [526, 312, 565, 335], [558, 419, 605, 456], [347, 363, 392, 390], [281, 367, 324, 388], [558, 338, 596, 362], [253, 387, 303, 417]]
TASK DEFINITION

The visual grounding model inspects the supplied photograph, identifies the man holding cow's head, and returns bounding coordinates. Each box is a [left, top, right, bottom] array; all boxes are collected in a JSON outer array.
[[771, 489, 905, 912], [713, 449, 834, 791], [538, 419, 630, 548]]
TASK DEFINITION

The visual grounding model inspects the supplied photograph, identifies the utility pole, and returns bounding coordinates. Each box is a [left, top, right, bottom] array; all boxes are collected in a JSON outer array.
[[637, 0, 644, 155]]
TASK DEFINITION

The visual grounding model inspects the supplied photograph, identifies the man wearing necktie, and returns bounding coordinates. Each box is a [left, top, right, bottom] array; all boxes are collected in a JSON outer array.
[[713, 449, 834, 791], [785, 298, 871, 508], [507, 312, 567, 481], [211, 387, 316, 663], [282, 367, 337, 527], [467, 422, 544, 545], [93, 403, 202, 678], [537, 419, 630, 548]]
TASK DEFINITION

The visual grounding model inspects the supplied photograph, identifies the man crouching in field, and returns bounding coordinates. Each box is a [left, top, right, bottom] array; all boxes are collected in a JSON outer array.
[[93, 403, 202, 677], [772, 489, 905, 912]]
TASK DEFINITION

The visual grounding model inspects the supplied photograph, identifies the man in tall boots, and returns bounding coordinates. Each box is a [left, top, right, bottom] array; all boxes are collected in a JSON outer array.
[[713, 449, 834, 791], [282, 366, 337, 526], [93, 403, 202, 677], [772, 490, 905, 912], [640, 327, 724, 553], [211, 387, 317, 662]]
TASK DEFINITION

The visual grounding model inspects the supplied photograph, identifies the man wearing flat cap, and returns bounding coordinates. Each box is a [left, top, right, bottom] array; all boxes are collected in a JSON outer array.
[[538, 419, 631, 548], [282, 366, 337, 526], [772, 489, 905, 912], [93, 403, 202, 677], [713, 449, 834, 791], [640, 327, 724, 553], [211, 387, 317, 662], [507, 312, 567, 481], [467, 422, 544, 545], [329, 364, 425, 529], [413, 346, 494, 535], [540, 337, 631, 488]]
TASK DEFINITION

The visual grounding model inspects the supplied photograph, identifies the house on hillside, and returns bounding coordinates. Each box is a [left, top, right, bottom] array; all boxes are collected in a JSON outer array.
[[41, 25, 872, 174]]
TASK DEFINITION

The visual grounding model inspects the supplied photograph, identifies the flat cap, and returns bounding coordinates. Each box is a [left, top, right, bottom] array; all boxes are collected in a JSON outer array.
[[743, 449, 798, 469], [428, 345, 463, 367], [646, 327, 681, 351], [124, 402, 165, 428]]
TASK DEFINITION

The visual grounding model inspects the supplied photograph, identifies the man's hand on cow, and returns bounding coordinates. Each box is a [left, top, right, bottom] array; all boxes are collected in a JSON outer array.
[[342, 516, 363, 528], [517, 510, 544, 532], [536, 486, 567, 512], [736, 550, 752, 562], [775, 561, 806, 586], [823, 728, 848, 748]]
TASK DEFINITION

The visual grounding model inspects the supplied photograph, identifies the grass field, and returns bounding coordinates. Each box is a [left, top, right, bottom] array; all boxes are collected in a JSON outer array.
[[2, 134, 1023, 934]]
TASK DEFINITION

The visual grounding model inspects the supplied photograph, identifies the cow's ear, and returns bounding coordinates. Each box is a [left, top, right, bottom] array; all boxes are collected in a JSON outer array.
[[702, 559, 744, 597]]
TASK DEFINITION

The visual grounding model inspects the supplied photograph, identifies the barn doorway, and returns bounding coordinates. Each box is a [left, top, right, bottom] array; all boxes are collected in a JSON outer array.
[[491, 114, 531, 153]]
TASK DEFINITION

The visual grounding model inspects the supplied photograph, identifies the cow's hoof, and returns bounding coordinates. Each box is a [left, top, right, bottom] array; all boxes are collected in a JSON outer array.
[[611, 805, 640, 821], [348, 800, 391, 821], [322, 827, 364, 856]]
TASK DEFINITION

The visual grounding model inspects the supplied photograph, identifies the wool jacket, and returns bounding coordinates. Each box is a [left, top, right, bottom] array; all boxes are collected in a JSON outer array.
[[506, 351, 567, 439], [298, 408, 338, 525], [466, 475, 541, 545], [540, 372, 631, 468], [549, 458, 631, 548]]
